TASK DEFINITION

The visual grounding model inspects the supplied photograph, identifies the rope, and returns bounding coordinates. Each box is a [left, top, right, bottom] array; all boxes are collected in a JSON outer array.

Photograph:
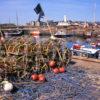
[[12, 81, 45, 85]]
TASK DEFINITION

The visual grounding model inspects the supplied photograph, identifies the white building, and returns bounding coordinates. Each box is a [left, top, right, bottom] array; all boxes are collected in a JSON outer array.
[[57, 15, 71, 26]]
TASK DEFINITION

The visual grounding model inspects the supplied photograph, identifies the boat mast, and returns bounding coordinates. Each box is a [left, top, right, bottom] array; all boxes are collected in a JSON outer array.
[[16, 11, 19, 31], [93, 3, 96, 24], [9, 16, 11, 24]]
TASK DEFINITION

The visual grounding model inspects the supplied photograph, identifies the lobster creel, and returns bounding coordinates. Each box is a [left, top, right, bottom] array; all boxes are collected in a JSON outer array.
[[0, 36, 71, 81]]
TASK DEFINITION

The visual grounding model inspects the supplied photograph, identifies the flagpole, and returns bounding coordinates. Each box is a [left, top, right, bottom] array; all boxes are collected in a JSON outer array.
[[44, 17, 52, 33], [44, 0, 53, 36], [34, 3, 53, 37]]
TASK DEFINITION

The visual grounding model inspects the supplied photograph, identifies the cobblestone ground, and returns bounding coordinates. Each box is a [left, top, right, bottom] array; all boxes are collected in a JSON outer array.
[[0, 59, 100, 100]]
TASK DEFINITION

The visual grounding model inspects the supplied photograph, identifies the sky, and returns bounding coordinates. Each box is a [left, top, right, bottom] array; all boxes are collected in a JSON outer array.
[[0, 0, 100, 25]]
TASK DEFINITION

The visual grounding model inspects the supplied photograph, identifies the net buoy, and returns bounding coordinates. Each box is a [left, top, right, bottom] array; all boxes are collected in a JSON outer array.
[[0, 37, 5, 42], [1, 81, 13, 92]]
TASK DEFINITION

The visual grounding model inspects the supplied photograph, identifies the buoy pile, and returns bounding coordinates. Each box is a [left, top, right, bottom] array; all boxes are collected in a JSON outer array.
[[31, 73, 46, 82], [48, 60, 66, 74]]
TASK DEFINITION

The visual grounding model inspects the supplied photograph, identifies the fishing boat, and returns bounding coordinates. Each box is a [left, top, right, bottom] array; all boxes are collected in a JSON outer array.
[[67, 42, 100, 59], [7, 31, 24, 36], [30, 30, 40, 37], [54, 30, 73, 38]]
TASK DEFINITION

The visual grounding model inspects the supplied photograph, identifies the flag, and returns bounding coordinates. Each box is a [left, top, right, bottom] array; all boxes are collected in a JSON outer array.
[[34, 3, 44, 21]]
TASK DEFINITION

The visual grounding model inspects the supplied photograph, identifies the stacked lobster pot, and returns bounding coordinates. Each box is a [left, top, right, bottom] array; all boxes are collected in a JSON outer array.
[[0, 35, 71, 82]]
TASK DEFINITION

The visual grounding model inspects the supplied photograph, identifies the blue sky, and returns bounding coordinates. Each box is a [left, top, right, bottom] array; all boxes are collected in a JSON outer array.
[[0, 0, 100, 25]]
